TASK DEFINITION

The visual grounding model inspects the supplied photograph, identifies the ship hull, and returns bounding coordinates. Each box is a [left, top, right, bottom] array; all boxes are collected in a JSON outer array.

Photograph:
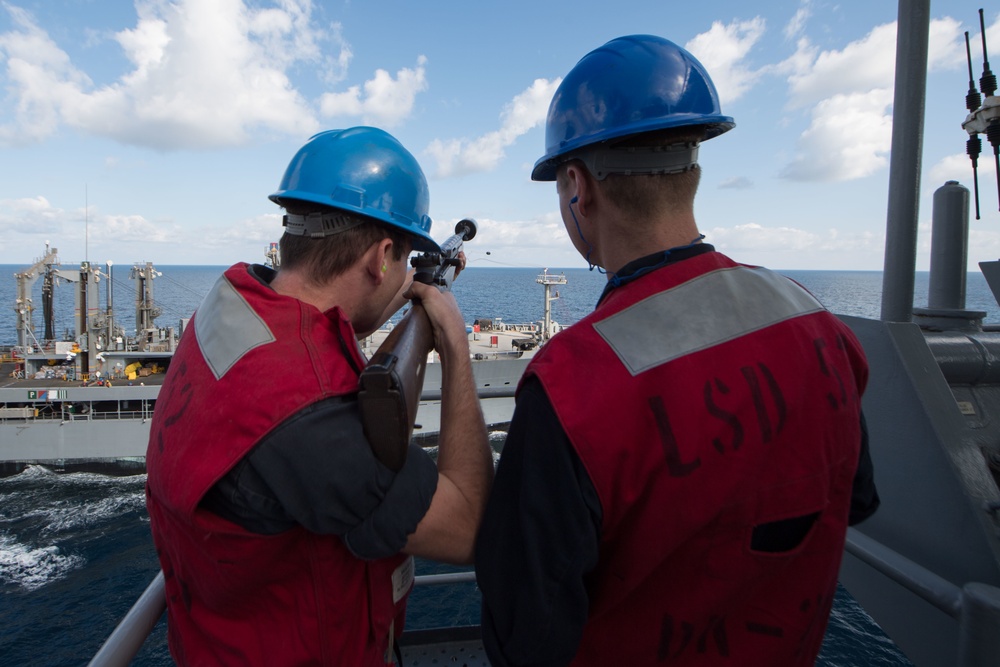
[[0, 355, 531, 468]]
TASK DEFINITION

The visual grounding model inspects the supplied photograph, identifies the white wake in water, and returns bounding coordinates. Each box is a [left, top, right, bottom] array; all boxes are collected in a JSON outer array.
[[0, 533, 85, 591], [0, 465, 146, 590]]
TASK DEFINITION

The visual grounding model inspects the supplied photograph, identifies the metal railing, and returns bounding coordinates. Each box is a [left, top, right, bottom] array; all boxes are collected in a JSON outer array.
[[88, 530, 1000, 667], [844, 528, 1000, 666], [87, 570, 477, 667], [0, 409, 151, 425]]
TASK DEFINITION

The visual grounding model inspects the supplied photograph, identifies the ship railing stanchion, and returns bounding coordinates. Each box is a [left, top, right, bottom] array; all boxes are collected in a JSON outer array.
[[845, 528, 1000, 667]]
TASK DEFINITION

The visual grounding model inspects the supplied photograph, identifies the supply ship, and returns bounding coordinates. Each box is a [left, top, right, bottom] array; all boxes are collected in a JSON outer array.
[[0, 242, 568, 474]]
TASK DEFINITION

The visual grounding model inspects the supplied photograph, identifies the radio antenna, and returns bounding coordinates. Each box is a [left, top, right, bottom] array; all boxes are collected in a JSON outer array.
[[965, 31, 983, 219], [977, 9, 999, 211], [979, 9, 996, 97], [962, 9, 1000, 215]]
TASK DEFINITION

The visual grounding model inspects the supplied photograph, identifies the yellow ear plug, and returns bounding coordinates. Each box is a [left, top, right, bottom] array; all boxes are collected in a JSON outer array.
[[381, 264, 387, 273]]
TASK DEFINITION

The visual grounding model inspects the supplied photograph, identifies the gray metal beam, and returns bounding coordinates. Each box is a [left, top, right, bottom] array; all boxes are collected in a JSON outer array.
[[880, 0, 931, 322]]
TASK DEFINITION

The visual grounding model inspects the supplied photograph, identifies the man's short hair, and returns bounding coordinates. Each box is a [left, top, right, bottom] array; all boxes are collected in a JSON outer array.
[[559, 127, 705, 220], [279, 204, 409, 286]]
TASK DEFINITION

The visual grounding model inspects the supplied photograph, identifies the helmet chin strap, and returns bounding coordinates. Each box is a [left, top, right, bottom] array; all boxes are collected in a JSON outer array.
[[569, 196, 606, 274]]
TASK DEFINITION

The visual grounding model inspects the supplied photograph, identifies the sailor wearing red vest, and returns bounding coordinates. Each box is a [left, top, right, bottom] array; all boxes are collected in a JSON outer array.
[[146, 127, 493, 666], [475, 36, 879, 666]]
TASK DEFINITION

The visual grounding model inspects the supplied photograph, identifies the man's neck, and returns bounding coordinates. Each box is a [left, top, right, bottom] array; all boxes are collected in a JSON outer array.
[[270, 267, 365, 319], [596, 214, 701, 276]]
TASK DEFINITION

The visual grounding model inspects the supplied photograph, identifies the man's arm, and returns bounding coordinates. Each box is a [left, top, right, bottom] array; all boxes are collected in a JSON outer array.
[[401, 279, 493, 564], [201, 395, 439, 559], [849, 411, 880, 525]]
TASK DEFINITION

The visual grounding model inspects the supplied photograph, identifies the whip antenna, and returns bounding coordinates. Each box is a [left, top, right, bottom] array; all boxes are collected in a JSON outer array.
[[965, 31, 983, 219], [977, 9, 1000, 211], [962, 9, 1000, 215]]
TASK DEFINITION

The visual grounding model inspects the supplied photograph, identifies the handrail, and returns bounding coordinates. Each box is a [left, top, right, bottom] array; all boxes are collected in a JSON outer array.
[[844, 527, 962, 617], [87, 569, 476, 667], [844, 527, 1000, 666], [91, 531, 1000, 666], [88, 571, 165, 667]]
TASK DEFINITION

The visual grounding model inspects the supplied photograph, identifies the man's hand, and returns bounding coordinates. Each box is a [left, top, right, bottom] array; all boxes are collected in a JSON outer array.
[[404, 281, 468, 360]]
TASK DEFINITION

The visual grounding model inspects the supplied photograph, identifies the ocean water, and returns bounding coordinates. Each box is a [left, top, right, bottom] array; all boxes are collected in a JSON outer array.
[[4, 261, 999, 666]]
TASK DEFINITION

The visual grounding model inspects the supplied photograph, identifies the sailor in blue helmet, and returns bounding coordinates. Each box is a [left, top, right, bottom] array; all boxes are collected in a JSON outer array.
[[146, 127, 494, 666], [475, 36, 879, 666]]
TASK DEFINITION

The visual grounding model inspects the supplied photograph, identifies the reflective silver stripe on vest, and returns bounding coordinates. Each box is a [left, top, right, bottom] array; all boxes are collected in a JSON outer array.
[[194, 275, 276, 380], [593, 266, 824, 376]]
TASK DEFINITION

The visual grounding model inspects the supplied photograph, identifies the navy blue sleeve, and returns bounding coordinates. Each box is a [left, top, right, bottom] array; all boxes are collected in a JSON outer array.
[[475, 377, 602, 667], [849, 411, 880, 525], [201, 394, 438, 560]]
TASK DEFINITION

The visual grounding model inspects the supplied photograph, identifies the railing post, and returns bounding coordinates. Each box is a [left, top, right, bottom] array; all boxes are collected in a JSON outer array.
[[957, 582, 1000, 667]]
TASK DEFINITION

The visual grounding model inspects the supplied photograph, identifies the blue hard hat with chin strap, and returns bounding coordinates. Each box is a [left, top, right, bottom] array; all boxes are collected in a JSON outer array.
[[532, 35, 735, 182], [270, 126, 440, 253]]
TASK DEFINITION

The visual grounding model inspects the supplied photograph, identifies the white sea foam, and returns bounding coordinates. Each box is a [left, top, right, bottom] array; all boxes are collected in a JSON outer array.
[[1, 468, 146, 534], [0, 466, 146, 591], [0, 532, 85, 591], [39, 492, 146, 535]]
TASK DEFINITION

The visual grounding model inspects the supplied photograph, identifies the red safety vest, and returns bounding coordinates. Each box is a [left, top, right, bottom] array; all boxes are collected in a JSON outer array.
[[146, 264, 411, 666], [524, 251, 868, 666]]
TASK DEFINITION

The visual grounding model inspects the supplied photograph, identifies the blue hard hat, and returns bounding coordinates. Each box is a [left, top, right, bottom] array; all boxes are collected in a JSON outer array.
[[270, 126, 439, 252], [532, 35, 735, 181]]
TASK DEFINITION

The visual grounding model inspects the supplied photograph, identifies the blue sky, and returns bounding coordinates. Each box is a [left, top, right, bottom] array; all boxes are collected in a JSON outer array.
[[0, 0, 998, 272]]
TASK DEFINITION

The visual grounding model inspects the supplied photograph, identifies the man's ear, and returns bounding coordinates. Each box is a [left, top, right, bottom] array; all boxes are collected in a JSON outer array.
[[366, 237, 394, 284], [564, 163, 596, 216]]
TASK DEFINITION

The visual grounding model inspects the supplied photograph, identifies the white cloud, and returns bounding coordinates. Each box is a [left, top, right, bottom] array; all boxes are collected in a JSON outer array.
[[99, 214, 175, 243], [685, 18, 766, 105], [927, 152, 993, 189], [926, 17, 965, 70], [708, 222, 820, 252], [926, 151, 998, 218], [719, 176, 753, 189], [319, 56, 427, 128], [777, 15, 981, 184], [785, 22, 897, 109], [705, 222, 884, 270], [0, 196, 61, 239], [784, 3, 811, 41], [467, 212, 573, 258], [0, 1, 364, 149], [0, 195, 177, 243], [425, 78, 560, 178], [207, 212, 285, 248], [0, 5, 92, 145], [967, 228, 1000, 262], [781, 89, 893, 182], [708, 222, 883, 253]]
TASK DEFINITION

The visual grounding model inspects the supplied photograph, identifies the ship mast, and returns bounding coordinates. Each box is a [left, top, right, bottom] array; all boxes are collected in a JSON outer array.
[[13, 243, 60, 351], [536, 269, 567, 341], [131, 262, 162, 351]]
